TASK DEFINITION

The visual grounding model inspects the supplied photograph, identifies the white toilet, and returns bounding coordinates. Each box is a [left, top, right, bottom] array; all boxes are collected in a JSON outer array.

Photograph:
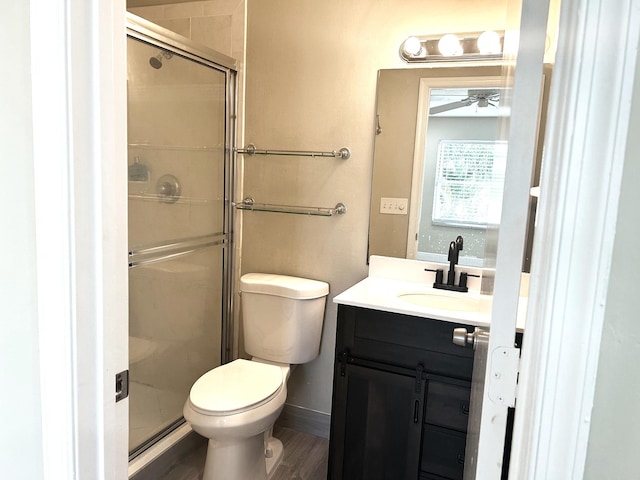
[[183, 273, 329, 480]]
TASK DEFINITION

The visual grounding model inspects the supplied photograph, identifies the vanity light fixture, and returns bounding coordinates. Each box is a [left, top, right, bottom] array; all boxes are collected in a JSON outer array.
[[402, 36, 425, 57], [399, 31, 504, 63], [437, 34, 463, 57], [477, 30, 502, 54]]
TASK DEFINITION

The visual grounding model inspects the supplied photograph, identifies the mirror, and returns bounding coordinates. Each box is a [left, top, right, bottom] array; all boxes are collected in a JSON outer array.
[[368, 66, 550, 271]]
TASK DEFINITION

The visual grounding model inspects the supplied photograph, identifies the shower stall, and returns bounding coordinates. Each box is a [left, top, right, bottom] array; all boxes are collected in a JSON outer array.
[[125, 15, 236, 458]]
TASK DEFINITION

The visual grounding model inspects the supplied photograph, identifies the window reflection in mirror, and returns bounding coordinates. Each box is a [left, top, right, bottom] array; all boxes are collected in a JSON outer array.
[[368, 66, 550, 272], [409, 85, 508, 267]]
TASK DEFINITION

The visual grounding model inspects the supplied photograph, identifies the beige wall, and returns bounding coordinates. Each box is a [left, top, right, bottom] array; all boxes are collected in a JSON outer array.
[[243, 0, 509, 414]]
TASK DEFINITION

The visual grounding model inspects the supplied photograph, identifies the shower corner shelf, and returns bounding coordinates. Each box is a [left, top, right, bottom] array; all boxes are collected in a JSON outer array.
[[234, 197, 347, 217]]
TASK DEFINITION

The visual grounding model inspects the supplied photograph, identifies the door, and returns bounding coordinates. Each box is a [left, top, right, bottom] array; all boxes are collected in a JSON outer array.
[[459, 0, 552, 478], [331, 362, 424, 480], [126, 15, 237, 458]]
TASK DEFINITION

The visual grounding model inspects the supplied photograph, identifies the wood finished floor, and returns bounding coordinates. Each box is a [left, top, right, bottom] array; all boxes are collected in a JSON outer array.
[[159, 426, 329, 480], [270, 426, 329, 480]]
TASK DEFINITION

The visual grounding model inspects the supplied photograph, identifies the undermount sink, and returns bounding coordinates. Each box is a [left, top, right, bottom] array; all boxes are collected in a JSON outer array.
[[397, 292, 490, 313]]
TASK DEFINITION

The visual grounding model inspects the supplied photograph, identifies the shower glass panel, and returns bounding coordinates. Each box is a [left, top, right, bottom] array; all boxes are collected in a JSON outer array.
[[126, 33, 233, 456]]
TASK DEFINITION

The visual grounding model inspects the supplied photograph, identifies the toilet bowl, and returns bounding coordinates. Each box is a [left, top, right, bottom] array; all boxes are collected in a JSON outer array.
[[183, 273, 329, 480], [184, 359, 290, 480]]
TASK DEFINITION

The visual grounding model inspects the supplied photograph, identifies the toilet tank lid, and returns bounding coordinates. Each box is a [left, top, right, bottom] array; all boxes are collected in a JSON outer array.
[[240, 273, 329, 299]]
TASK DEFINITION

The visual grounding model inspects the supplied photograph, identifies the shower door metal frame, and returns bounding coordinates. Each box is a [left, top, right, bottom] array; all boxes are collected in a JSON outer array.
[[125, 12, 237, 457]]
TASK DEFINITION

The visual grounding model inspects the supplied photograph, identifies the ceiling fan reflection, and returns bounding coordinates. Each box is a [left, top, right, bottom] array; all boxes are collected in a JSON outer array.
[[429, 89, 500, 115]]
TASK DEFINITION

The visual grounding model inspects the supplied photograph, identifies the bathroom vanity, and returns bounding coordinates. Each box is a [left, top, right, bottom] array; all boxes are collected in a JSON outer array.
[[328, 256, 526, 480], [329, 304, 474, 479]]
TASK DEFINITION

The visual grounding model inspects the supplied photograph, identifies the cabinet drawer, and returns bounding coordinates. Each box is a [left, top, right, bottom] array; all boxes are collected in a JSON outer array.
[[425, 378, 471, 432], [338, 305, 474, 380], [420, 425, 466, 480]]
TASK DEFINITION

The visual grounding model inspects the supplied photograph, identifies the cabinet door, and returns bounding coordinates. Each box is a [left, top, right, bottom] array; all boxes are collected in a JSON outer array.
[[330, 363, 424, 480]]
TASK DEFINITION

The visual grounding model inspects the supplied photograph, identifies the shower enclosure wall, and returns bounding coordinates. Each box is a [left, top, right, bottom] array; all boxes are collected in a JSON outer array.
[[126, 15, 236, 458]]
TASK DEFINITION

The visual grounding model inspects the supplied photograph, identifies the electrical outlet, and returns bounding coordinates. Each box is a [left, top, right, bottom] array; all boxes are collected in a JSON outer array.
[[380, 197, 408, 215]]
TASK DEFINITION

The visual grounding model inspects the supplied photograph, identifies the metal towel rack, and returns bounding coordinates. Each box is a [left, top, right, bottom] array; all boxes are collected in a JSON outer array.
[[234, 197, 347, 217], [235, 143, 351, 160]]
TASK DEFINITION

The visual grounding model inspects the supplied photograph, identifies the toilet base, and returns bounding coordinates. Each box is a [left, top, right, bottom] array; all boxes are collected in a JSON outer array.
[[200, 434, 284, 480], [265, 437, 283, 479], [202, 433, 267, 480]]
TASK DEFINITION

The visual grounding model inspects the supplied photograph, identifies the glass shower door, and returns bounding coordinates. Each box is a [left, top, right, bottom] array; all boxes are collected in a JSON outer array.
[[126, 34, 233, 456]]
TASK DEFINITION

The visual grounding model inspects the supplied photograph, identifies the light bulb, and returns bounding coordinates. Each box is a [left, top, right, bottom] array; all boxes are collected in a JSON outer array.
[[438, 34, 463, 56], [477, 30, 502, 54], [403, 36, 424, 56]]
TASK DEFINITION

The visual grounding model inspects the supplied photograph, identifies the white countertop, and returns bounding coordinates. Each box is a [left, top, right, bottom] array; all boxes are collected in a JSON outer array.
[[334, 256, 527, 331]]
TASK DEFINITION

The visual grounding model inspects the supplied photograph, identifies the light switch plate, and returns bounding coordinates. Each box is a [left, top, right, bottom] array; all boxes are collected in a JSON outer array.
[[380, 197, 408, 215]]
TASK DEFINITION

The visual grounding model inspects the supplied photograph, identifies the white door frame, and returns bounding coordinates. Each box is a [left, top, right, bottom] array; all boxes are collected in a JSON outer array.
[[30, 0, 128, 478], [510, 0, 640, 478]]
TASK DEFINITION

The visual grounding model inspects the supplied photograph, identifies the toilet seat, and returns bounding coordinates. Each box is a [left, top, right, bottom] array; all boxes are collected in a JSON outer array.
[[189, 359, 284, 416]]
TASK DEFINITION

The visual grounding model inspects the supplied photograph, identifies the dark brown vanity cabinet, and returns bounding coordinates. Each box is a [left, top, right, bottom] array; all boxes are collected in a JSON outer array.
[[328, 304, 475, 480]]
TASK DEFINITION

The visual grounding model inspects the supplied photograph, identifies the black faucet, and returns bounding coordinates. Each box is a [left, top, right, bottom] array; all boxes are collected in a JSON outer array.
[[425, 235, 472, 292], [447, 236, 464, 286]]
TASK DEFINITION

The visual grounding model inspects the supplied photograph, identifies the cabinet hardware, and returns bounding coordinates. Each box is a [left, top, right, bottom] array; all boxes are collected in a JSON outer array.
[[415, 364, 424, 393], [339, 349, 349, 377]]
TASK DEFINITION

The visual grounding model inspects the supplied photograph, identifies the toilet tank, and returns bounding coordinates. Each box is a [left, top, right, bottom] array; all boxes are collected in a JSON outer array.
[[240, 273, 329, 364]]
